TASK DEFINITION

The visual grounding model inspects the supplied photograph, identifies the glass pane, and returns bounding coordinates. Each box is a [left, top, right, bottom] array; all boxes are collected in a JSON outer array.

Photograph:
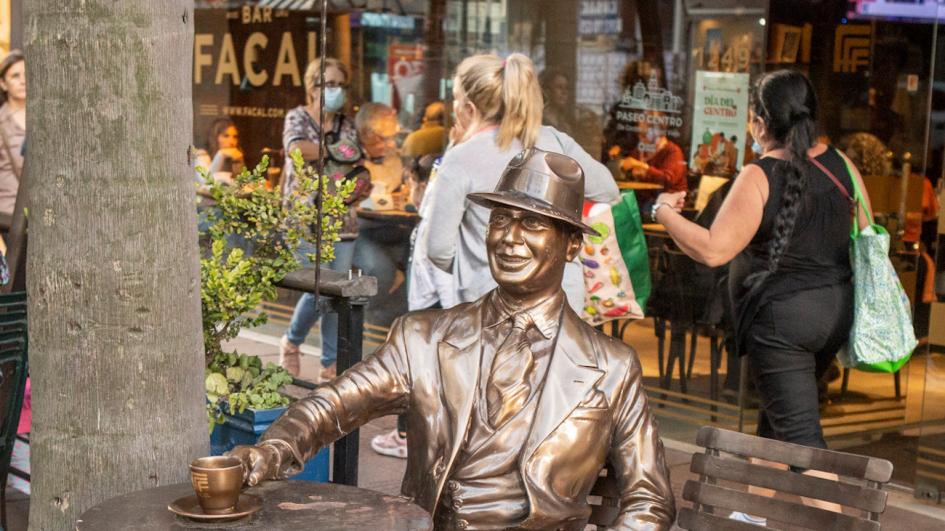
[[189, 1, 945, 493], [916, 10, 945, 504], [769, 2, 941, 491]]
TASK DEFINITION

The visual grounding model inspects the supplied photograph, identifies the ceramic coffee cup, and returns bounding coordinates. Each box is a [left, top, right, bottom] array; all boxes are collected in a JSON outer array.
[[189, 456, 243, 515]]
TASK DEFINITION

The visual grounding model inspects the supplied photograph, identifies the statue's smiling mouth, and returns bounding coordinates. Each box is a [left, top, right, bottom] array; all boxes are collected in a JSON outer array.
[[496, 253, 531, 270]]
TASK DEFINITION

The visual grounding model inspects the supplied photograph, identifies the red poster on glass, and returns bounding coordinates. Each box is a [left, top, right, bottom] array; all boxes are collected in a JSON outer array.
[[387, 43, 425, 111]]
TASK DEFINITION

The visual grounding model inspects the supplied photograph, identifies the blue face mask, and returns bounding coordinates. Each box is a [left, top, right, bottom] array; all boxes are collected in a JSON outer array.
[[751, 140, 763, 155], [323, 87, 346, 112]]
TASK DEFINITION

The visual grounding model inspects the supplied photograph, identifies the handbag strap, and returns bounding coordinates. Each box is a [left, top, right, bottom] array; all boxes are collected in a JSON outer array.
[[808, 153, 850, 199], [808, 149, 872, 237]]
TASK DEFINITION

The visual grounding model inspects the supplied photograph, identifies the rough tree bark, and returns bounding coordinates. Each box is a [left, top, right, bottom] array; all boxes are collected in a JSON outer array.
[[25, 2, 207, 529]]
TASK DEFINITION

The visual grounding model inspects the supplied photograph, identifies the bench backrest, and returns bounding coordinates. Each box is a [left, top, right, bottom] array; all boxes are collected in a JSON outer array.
[[587, 464, 619, 529], [678, 426, 894, 530]]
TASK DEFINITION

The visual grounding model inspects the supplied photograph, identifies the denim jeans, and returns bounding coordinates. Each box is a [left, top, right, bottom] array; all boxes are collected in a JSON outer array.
[[285, 239, 356, 367]]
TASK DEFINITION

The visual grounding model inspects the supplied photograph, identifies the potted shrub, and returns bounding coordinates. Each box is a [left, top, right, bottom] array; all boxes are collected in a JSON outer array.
[[198, 151, 352, 480]]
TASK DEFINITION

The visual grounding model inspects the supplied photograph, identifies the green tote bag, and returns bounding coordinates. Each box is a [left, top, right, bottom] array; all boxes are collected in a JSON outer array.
[[814, 153, 917, 373], [579, 191, 652, 326]]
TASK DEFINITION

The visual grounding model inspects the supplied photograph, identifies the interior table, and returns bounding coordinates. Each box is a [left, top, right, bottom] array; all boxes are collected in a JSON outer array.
[[616, 181, 664, 191], [356, 208, 419, 223], [76, 480, 433, 531], [642, 223, 669, 237]]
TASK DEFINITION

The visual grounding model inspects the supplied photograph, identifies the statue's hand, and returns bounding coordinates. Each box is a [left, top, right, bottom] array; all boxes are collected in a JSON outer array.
[[226, 444, 282, 486]]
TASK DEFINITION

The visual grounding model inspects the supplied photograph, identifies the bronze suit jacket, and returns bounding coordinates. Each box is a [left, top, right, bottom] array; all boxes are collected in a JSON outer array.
[[262, 292, 676, 530]]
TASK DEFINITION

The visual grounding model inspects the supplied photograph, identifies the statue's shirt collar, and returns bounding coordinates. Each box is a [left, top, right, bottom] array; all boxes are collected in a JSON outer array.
[[483, 289, 564, 340]]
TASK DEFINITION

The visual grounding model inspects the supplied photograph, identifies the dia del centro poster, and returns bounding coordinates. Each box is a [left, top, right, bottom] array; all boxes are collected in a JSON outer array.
[[689, 71, 750, 177]]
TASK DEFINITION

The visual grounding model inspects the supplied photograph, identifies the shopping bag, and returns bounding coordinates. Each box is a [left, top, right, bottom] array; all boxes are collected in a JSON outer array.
[[834, 157, 917, 373], [579, 191, 651, 325]]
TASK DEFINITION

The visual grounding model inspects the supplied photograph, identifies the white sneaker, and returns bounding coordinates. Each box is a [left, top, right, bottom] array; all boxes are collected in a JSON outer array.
[[371, 429, 407, 459], [729, 511, 767, 526]]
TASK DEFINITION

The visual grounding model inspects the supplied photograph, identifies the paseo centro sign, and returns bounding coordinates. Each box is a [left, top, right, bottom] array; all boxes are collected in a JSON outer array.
[[194, 6, 319, 88]]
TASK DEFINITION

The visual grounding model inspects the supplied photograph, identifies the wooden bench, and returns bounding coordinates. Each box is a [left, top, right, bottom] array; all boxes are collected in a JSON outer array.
[[678, 426, 894, 530], [587, 464, 620, 529]]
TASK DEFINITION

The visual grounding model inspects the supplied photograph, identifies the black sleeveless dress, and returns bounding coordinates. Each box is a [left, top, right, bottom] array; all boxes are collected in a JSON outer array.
[[729, 147, 855, 356]]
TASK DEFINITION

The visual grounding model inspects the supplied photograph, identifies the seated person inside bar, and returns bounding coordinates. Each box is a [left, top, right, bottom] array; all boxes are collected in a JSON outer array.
[[609, 110, 686, 194], [229, 148, 675, 530], [193, 117, 245, 243], [353, 102, 411, 325], [403, 100, 447, 158], [193, 117, 244, 182], [357, 102, 404, 197]]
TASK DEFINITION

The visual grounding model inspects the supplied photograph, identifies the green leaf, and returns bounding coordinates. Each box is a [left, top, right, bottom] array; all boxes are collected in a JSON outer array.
[[205, 373, 228, 395], [225, 366, 245, 383]]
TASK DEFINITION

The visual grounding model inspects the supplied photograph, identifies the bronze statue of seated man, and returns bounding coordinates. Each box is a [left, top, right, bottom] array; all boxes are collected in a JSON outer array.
[[229, 148, 676, 530]]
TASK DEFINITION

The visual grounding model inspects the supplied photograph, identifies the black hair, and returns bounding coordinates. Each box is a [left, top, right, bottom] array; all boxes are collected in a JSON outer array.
[[407, 154, 436, 182], [749, 69, 818, 280]]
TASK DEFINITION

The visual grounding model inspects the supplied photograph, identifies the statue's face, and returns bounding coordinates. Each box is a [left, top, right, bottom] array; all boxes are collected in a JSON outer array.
[[486, 206, 581, 298]]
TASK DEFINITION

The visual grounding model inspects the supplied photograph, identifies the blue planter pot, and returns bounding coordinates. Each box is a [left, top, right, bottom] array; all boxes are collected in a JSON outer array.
[[210, 406, 329, 482]]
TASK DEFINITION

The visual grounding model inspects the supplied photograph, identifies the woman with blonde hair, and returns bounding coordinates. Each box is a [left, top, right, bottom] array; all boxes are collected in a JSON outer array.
[[426, 53, 619, 309]]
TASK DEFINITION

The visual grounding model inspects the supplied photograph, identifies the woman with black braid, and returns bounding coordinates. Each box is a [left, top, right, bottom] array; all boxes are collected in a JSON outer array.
[[653, 70, 874, 523]]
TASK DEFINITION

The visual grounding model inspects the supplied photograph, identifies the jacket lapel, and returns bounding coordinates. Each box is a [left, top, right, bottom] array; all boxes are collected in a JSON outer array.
[[436, 302, 483, 472], [523, 308, 604, 460]]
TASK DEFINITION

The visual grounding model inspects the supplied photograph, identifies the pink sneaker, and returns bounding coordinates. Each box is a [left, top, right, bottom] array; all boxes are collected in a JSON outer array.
[[279, 336, 301, 377], [370, 429, 407, 459]]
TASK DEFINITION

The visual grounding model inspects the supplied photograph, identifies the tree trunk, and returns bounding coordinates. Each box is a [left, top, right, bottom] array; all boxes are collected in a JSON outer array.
[[24, 2, 207, 529]]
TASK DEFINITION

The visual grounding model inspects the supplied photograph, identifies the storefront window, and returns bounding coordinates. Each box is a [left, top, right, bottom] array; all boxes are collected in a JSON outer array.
[[769, 0, 942, 490], [191, 0, 945, 494], [193, 4, 320, 184]]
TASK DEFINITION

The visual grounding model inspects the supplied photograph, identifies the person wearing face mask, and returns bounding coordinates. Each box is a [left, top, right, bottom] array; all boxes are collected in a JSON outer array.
[[279, 58, 368, 381], [426, 53, 619, 311], [652, 70, 876, 525], [0, 50, 26, 220]]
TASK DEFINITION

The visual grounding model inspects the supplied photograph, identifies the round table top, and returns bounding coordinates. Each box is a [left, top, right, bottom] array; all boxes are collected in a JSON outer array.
[[76, 480, 433, 531], [356, 208, 419, 221], [617, 181, 664, 191]]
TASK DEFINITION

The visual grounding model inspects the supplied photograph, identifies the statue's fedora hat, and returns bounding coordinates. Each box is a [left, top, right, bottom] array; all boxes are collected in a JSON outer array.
[[467, 148, 598, 236]]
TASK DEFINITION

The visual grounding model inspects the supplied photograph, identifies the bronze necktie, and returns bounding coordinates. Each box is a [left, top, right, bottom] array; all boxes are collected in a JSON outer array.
[[486, 312, 535, 429]]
